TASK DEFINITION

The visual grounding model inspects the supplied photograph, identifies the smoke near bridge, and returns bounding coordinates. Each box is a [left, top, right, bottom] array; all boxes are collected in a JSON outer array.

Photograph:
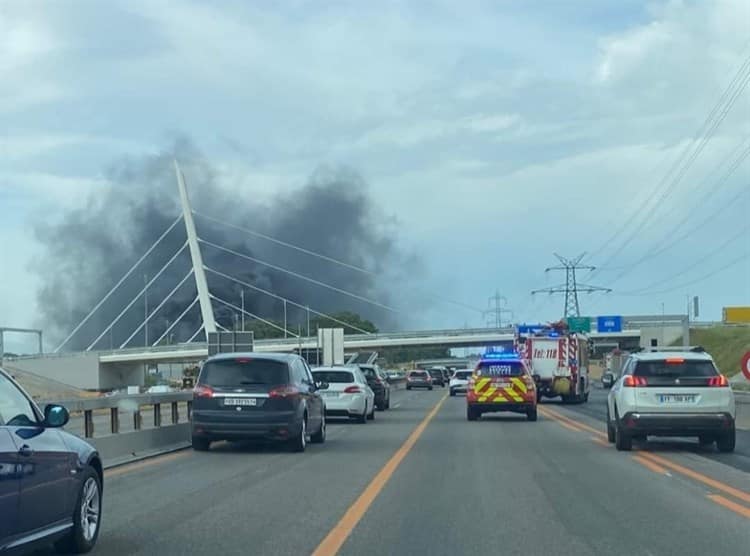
[[34, 139, 412, 351]]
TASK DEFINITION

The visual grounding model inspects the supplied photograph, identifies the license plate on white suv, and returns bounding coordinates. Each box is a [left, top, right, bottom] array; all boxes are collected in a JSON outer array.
[[224, 398, 257, 406], [658, 394, 697, 404]]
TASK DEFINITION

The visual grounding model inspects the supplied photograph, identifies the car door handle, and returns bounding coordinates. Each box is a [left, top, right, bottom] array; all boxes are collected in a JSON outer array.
[[18, 444, 34, 457]]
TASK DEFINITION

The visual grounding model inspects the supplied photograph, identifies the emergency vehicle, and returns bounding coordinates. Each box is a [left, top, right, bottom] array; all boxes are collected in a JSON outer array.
[[514, 322, 591, 404], [466, 349, 537, 421]]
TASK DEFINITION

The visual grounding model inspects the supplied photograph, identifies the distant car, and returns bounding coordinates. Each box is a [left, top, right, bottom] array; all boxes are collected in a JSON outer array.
[[312, 367, 375, 423], [466, 354, 537, 421], [406, 370, 433, 390], [606, 350, 736, 452], [0, 367, 103, 554], [601, 371, 615, 389], [191, 353, 327, 452], [354, 364, 391, 410], [449, 369, 473, 396], [427, 368, 446, 387]]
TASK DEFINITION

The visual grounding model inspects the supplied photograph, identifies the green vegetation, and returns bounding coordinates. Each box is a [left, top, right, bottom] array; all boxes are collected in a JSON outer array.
[[377, 346, 452, 364], [675, 326, 750, 376]]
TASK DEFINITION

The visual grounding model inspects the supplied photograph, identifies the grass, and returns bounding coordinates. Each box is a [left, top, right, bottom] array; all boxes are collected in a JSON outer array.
[[674, 326, 750, 377]]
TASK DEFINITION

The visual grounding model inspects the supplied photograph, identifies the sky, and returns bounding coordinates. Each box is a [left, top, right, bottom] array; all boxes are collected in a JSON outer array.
[[1, 0, 749, 353]]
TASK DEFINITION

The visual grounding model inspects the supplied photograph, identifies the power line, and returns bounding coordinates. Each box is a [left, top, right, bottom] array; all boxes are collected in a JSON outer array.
[[587, 52, 750, 272], [531, 253, 611, 318], [199, 239, 399, 313]]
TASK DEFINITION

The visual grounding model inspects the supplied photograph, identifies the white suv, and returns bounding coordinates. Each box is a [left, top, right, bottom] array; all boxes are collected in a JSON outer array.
[[606, 349, 735, 452]]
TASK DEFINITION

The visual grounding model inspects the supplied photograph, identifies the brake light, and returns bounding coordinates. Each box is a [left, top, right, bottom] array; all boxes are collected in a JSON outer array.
[[344, 385, 362, 394], [269, 385, 301, 399], [623, 376, 647, 387], [707, 375, 729, 387], [193, 384, 214, 398], [665, 357, 685, 364]]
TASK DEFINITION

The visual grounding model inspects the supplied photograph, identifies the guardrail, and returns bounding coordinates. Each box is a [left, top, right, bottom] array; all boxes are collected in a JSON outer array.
[[46, 392, 194, 468]]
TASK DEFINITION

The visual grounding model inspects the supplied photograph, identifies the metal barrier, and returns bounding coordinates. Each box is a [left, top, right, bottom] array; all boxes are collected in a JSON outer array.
[[46, 392, 194, 468]]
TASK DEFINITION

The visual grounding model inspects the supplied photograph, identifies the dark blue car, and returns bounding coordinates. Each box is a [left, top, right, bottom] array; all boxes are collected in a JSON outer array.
[[0, 368, 103, 554]]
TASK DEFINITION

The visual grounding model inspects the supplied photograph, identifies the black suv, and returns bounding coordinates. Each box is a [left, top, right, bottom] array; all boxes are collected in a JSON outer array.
[[355, 364, 391, 410], [191, 353, 327, 452], [1, 367, 103, 554], [428, 368, 446, 387]]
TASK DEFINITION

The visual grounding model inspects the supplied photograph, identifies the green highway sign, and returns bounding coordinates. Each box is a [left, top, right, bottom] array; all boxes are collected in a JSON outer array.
[[566, 316, 591, 333]]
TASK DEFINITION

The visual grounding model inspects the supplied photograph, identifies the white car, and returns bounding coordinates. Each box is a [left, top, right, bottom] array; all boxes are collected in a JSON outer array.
[[449, 369, 473, 396], [312, 367, 375, 423], [606, 349, 735, 452]]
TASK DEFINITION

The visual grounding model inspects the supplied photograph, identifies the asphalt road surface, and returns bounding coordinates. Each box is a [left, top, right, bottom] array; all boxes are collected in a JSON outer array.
[[34, 386, 750, 556]]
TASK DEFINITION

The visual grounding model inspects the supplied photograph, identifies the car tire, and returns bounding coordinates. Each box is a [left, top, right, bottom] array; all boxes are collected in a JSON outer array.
[[54, 466, 102, 554], [376, 400, 386, 411], [358, 407, 368, 424], [310, 413, 326, 444], [526, 407, 538, 422], [467, 407, 479, 421], [192, 436, 211, 452], [615, 423, 632, 451], [406, 386, 411, 390], [367, 403, 375, 420], [290, 417, 307, 452], [428, 386, 433, 391], [606, 408, 616, 443], [450, 389, 455, 397], [385, 394, 390, 409], [698, 435, 714, 447], [583, 392, 589, 402], [717, 427, 736, 453]]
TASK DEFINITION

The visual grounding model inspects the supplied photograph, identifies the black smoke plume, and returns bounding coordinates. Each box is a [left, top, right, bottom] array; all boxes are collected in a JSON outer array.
[[34, 139, 411, 350]]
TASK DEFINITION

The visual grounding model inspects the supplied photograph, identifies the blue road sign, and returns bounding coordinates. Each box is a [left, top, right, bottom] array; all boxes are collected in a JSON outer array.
[[597, 316, 623, 333], [516, 324, 546, 334]]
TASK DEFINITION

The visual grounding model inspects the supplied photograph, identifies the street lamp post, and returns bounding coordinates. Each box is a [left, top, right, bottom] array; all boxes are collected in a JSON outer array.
[[240, 290, 245, 331], [283, 299, 288, 338]]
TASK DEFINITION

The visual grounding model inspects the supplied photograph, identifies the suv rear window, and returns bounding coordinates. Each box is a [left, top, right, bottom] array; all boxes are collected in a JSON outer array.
[[200, 359, 289, 386], [454, 371, 472, 379], [476, 360, 526, 377], [634, 359, 718, 378], [409, 371, 428, 378], [312, 370, 355, 383]]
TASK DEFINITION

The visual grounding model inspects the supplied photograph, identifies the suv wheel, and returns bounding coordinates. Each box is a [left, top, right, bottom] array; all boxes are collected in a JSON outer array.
[[526, 407, 538, 422], [615, 420, 632, 451], [698, 435, 714, 447], [467, 407, 479, 421], [290, 417, 307, 452], [192, 436, 210, 452], [449, 389, 455, 397], [54, 467, 102, 554], [606, 408, 615, 443], [310, 414, 326, 444], [717, 426, 736, 453]]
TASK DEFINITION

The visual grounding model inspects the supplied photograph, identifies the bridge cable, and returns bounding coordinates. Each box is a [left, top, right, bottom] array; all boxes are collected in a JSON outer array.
[[86, 242, 189, 351], [204, 266, 374, 335], [193, 211, 485, 314], [187, 324, 205, 343], [199, 239, 399, 313], [151, 296, 200, 347], [210, 295, 300, 338], [118, 269, 195, 349], [54, 215, 183, 352]]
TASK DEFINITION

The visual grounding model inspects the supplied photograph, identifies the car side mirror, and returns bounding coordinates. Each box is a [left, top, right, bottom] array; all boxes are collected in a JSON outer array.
[[44, 404, 69, 428]]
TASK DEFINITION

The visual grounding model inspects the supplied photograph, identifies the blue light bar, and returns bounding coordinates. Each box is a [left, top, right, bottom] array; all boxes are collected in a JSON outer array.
[[481, 351, 522, 360]]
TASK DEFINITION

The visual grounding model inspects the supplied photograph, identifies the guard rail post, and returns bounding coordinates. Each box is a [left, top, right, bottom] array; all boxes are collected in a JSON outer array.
[[133, 409, 142, 431], [110, 408, 119, 434], [154, 403, 162, 427], [171, 402, 179, 424], [84, 410, 94, 438]]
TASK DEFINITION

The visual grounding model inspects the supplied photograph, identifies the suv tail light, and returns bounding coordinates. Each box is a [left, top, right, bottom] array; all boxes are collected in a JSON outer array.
[[344, 385, 362, 394], [623, 376, 648, 387], [269, 385, 302, 399], [522, 375, 536, 390], [707, 375, 729, 387], [193, 384, 214, 399]]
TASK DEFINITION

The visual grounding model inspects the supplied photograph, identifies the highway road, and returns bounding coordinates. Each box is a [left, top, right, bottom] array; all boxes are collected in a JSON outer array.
[[34, 387, 750, 555]]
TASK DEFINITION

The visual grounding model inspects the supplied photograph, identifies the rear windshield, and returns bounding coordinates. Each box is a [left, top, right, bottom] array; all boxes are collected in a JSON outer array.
[[200, 359, 289, 386], [476, 360, 526, 377], [454, 371, 472, 379], [313, 370, 355, 384], [428, 369, 443, 376], [409, 371, 428, 378], [634, 359, 718, 378]]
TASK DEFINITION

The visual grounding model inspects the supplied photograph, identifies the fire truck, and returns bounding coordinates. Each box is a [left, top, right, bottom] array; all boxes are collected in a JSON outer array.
[[514, 321, 591, 404]]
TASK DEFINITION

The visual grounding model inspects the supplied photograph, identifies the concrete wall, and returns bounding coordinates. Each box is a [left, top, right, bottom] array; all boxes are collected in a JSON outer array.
[[639, 324, 686, 350], [7, 352, 101, 389], [99, 362, 146, 390]]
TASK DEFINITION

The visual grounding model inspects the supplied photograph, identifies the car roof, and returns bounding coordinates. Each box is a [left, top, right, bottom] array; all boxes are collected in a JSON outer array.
[[312, 367, 356, 372], [630, 351, 713, 362], [204, 352, 298, 364]]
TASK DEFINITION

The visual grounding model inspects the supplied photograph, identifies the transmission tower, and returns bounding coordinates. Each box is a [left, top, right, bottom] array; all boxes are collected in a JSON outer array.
[[483, 290, 513, 327], [531, 253, 611, 318]]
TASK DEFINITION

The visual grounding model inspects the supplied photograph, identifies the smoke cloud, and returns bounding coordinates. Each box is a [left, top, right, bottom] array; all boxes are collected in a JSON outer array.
[[34, 139, 413, 350]]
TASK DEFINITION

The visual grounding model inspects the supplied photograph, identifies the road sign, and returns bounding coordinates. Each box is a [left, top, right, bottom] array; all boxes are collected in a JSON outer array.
[[516, 324, 546, 334], [597, 316, 622, 333], [566, 317, 591, 333], [741, 351, 750, 381]]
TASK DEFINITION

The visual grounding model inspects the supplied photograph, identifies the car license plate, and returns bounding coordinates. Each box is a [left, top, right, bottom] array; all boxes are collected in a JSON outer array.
[[323, 391, 339, 397], [224, 398, 257, 406], [658, 394, 696, 403]]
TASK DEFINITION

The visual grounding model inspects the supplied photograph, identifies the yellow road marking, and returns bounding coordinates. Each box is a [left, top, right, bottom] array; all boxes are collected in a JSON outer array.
[[539, 407, 585, 432], [104, 450, 191, 478], [707, 495, 750, 520], [632, 454, 667, 474], [312, 394, 448, 556]]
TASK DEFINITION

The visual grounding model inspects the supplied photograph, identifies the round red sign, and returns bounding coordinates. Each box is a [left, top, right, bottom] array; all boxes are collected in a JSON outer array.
[[741, 351, 750, 381]]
